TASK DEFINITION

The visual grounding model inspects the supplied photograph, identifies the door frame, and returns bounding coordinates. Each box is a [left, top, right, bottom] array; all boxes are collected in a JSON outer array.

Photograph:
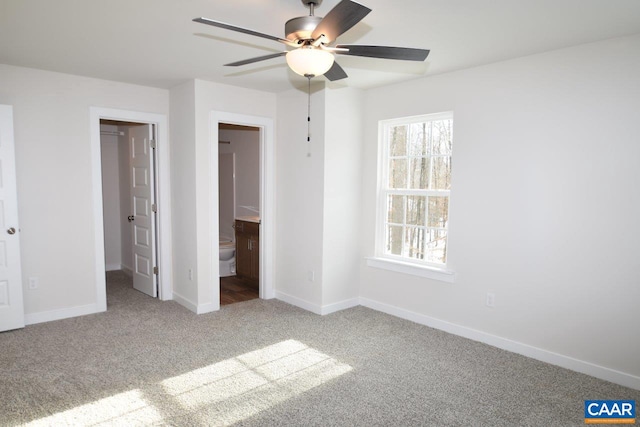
[[211, 111, 275, 306], [90, 107, 173, 311]]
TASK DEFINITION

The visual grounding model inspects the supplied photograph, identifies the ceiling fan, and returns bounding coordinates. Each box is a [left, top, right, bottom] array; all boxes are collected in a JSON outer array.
[[193, 0, 430, 81]]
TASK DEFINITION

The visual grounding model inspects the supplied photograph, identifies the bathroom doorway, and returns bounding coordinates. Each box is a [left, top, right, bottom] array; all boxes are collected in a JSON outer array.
[[218, 122, 260, 305]]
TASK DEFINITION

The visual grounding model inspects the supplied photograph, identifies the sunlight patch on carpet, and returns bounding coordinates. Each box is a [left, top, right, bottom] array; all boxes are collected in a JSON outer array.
[[24, 340, 351, 427], [161, 339, 353, 425], [23, 389, 163, 426]]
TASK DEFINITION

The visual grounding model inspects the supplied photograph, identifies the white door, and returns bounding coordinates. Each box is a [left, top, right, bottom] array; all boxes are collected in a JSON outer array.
[[0, 105, 24, 332], [129, 124, 157, 297]]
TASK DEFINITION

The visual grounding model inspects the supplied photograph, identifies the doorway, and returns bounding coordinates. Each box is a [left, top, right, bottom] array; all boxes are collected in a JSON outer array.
[[100, 120, 158, 298], [90, 107, 172, 313], [218, 123, 260, 305], [210, 111, 275, 311]]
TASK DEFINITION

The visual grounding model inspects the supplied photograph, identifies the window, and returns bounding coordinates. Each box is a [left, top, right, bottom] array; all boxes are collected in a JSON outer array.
[[374, 112, 453, 273]]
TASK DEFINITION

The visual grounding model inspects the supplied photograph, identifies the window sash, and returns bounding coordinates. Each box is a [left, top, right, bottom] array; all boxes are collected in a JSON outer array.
[[376, 112, 452, 268], [381, 190, 450, 265]]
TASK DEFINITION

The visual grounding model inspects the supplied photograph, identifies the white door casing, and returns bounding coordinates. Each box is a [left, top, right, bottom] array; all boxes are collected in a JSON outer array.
[[91, 107, 172, 313], [0, 105, 24, 332], [210, 111, 275, 312], [130, 124, 157, 297]]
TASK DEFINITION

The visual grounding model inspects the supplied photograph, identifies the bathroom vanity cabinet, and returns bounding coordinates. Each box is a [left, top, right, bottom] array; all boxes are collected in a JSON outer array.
[[235, 219, 259, 286]]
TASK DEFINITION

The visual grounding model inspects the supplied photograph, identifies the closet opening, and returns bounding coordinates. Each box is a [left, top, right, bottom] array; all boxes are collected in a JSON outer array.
[[100, 119, 159, 300]]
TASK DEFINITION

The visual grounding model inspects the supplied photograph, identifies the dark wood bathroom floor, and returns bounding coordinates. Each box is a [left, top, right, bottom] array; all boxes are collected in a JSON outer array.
[[220, 276, 259, 305]]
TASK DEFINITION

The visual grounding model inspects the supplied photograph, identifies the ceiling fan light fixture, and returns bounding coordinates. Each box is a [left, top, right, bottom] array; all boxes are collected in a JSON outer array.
[[286, 47, 334, 77]]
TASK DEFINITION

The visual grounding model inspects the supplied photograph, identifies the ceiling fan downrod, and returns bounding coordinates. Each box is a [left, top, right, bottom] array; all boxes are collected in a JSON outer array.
[[302, 0, 322, 16]]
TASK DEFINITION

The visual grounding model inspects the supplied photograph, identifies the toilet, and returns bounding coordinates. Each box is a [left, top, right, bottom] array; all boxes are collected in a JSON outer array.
[[219, 237, 236, 277]]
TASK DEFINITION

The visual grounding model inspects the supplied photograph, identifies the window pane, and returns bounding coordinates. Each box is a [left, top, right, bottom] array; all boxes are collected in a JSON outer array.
[[406, 195, 426, 226], [389, 125, 407, 157], [389, 158, 407, 188], [387, 195, 404, 224], [380, 113, 452, 267], [386, 225, 403, 256], [425, 229, 448, 264], [427, 196, 449, 228], [431, 120, 453, 155], [407, 123, 428, 156], [404, 226, 425, 260], [430, 157, 451, 190], [409, 157, 429, 189]]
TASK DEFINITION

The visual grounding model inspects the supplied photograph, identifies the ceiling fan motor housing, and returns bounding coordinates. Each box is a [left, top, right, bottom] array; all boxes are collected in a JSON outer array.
[[285, 15, 322, 42]]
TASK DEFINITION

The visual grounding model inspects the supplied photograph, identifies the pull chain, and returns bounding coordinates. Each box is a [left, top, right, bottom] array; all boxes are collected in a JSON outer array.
[[305, 74, 312, 156]]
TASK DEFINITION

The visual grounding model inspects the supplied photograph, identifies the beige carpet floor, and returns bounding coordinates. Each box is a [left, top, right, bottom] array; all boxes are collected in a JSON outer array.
[[1, 271, 638, 426]]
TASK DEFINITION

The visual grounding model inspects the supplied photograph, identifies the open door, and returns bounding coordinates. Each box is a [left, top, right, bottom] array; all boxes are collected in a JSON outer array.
[[0, 105, 24, 332], [129, 124, 157, 297]]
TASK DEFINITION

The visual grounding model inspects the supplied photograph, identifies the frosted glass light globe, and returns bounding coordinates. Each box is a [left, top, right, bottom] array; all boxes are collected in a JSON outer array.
[[286, 47, 335, 77]]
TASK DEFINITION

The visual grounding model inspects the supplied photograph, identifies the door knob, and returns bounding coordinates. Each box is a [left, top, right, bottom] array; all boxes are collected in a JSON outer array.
[[127, 215, 135, 222], [7, 227, 16, 235]]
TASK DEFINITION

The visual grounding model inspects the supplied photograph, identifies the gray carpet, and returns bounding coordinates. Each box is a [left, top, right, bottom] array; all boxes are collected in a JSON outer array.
[[1, 271, 638, 426]]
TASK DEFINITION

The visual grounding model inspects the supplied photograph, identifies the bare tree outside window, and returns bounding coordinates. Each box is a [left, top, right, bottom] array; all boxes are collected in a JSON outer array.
[[381, 113, 453, 265]]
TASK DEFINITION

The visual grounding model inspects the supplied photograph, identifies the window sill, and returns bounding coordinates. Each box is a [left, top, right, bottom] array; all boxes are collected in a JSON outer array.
[[366, 257, 455, 283]]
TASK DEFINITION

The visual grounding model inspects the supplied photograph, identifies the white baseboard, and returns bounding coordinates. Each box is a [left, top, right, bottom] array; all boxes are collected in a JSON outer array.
[[275, 291, 322, 315], [105, 264, 132, 274], [172, 292, 218, 314], [359, 297, 640, 391], [25, 303, 102, 326], [196, 301, 218, 314], [320, 297, 360, 315], [275, 291, 360, 316], [172, 291, 197, 313]]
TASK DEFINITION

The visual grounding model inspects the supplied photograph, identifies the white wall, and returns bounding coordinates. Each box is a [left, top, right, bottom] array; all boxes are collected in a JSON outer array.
[[217, 152, 235, 241], [359, 35, 640, 383], [195, 80, 276, 312], [274, 85, 365, 314], [169, 79, 276, 313], [100, 125, 122, 270], [219, 128, 260, 222], [0, 64, 169, 320], [321, 87, 364, 308], [169, 80, 198, 307], [100, 123, 135, 273], [275, 85, 326, 311]]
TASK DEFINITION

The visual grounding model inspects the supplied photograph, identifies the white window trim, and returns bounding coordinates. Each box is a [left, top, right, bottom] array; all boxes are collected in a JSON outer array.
[[371, 112, 455, 283], [366, 257, 455, 283]]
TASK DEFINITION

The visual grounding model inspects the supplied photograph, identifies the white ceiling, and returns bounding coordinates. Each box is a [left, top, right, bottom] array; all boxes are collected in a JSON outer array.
[[1, 0, 640, 93]]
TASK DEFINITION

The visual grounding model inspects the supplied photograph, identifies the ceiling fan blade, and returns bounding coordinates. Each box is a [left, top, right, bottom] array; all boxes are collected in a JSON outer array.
[[336, 45, 430, 61], [193, 17, 297, 47], [311, 0, 372, 44], [225, 52, 287, 67], [323, 61, 348, 81]]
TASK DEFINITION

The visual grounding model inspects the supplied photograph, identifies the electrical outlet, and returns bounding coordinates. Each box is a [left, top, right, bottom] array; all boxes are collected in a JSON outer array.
[[307, 270, 315, 282], [485, 292, 495, 307], [29, 277, 39, 290]]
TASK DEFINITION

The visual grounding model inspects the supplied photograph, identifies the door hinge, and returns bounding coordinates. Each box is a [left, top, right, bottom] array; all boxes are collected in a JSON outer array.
[[151, 203, 157, 213], [150, 139, 156, 149], [153, 266, 158, 275]]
